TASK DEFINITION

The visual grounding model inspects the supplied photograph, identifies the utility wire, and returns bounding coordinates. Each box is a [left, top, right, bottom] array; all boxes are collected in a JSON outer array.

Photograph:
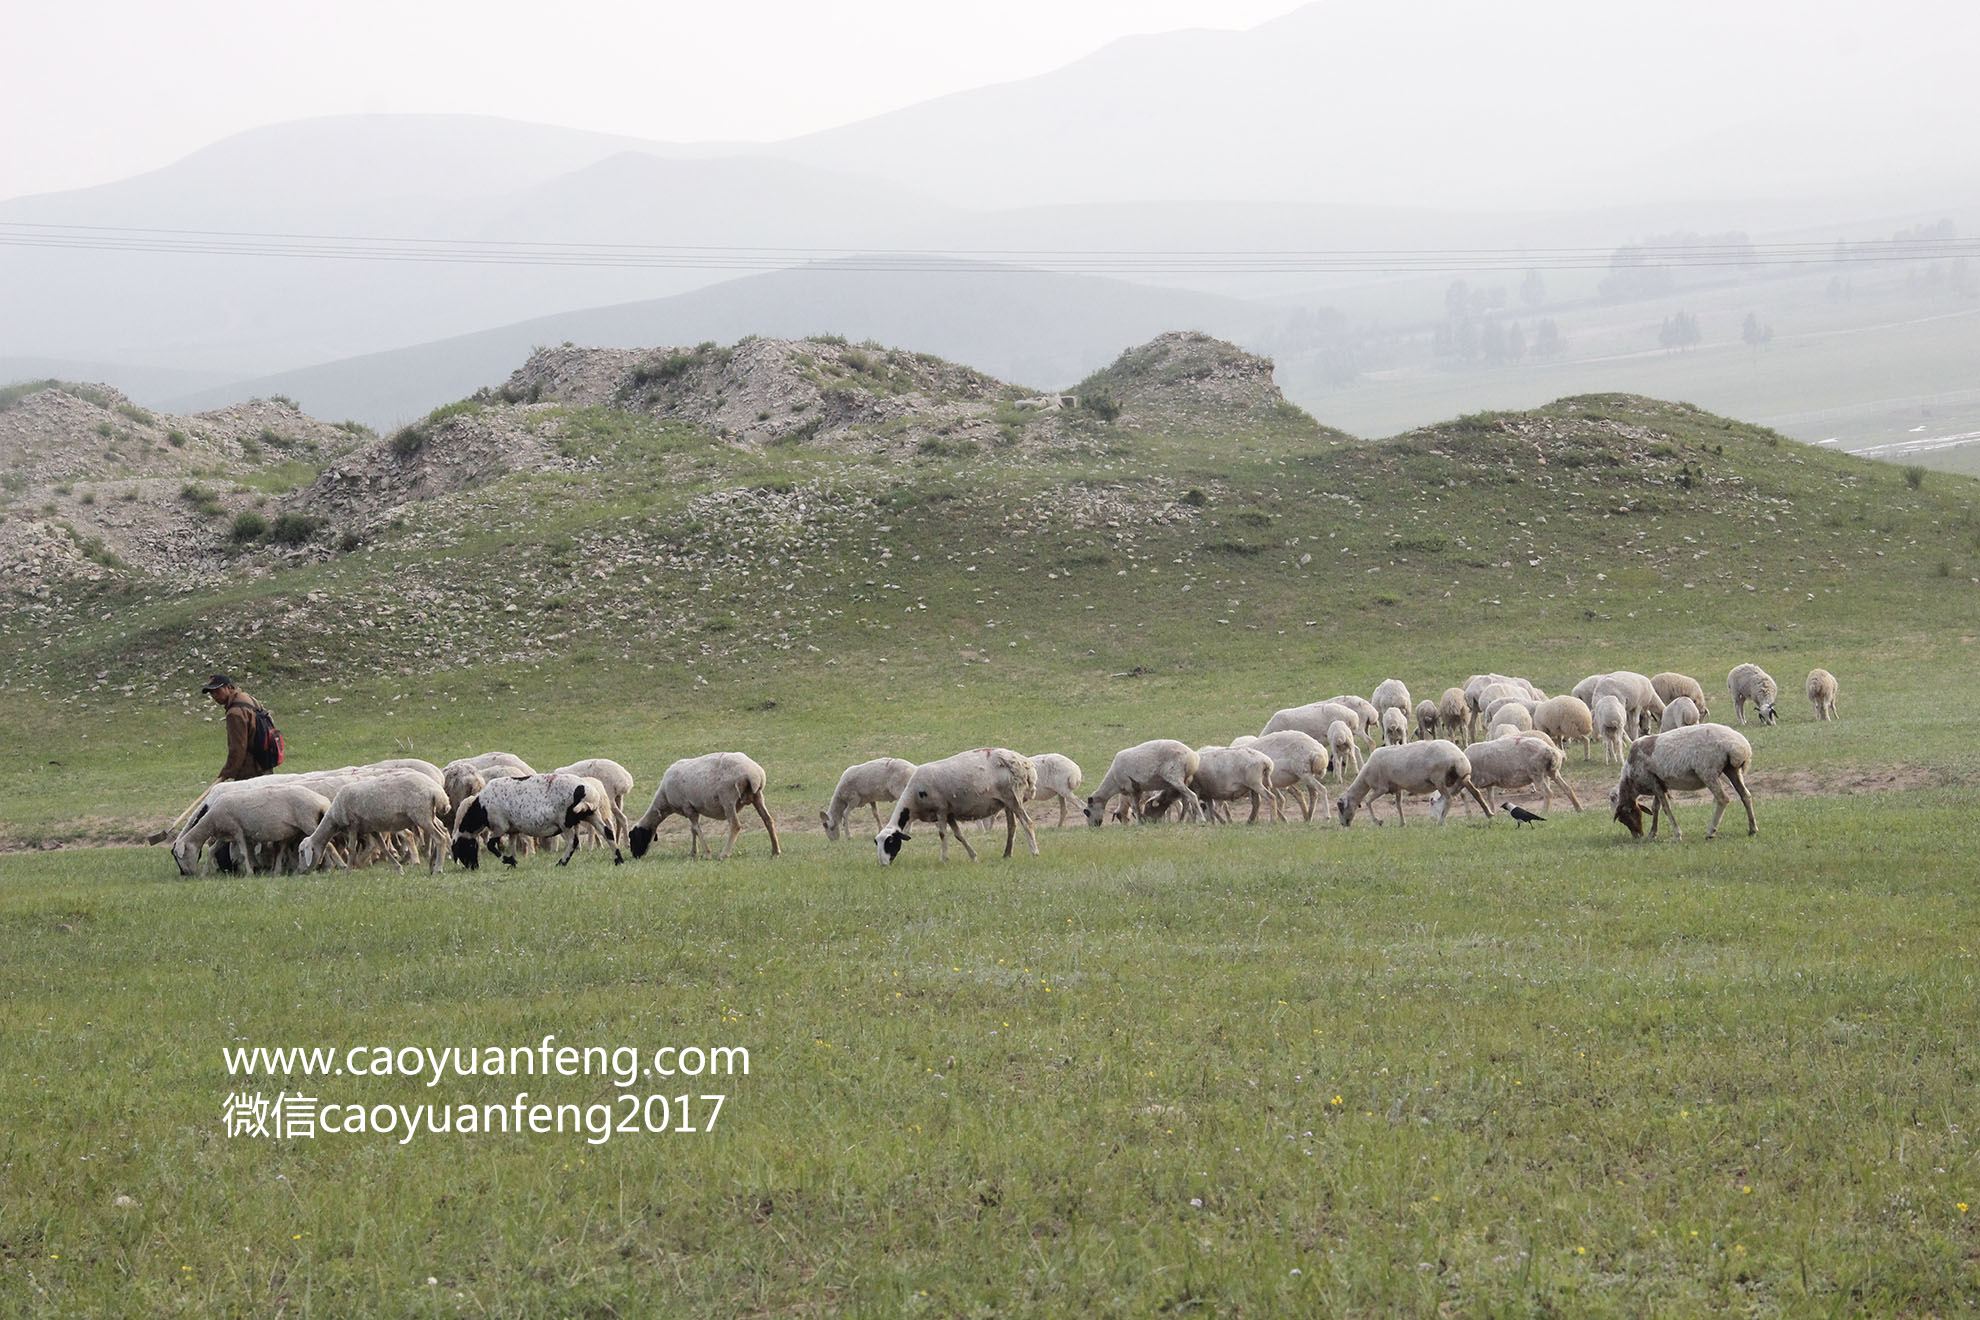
[[1, 220, 1972, 275]]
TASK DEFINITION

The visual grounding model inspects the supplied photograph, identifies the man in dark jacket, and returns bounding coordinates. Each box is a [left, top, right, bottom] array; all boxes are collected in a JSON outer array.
[[202, 673, 272, 781]]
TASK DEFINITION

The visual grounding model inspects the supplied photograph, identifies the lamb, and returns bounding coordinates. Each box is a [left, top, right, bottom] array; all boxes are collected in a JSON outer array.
[[1611, 723, 1757, 840], [1025, 753, 1085, 826], [296, 771, 452, 875], [1414, 700, 1441, 743], [549, 758, 636, 844], [451, 773, 617, 869], [820, 757, 917, 840], [1441, 734, 1582, 815], [1264, 700, 1366, 747], [1593, 693, 1632, 764], [1189, 745, 1281, 824], [1577, 671, 1664, 737], [1727, 663, 1780, 726], [1650, 672, 1710, 719], [876, 748, 1037, 863], [172, 780, 331, 876], [1437, 687, 1471, 741], [1380, 706, 1409, 747], [1325, 720, 1361, 783], [628, 753, 782, 861], [1245, 730, 1331, 820], [1324, 694, 1382, 742], [1806, 668, 1840, 721], [1659, 696, 1701, 731], [1371, 679, 1414, 736], [1335, 740, 1492, 827], [1532, 695, 1596, 761], [1084, 739, 1203, 826], [1485, 700, 1534, 733]]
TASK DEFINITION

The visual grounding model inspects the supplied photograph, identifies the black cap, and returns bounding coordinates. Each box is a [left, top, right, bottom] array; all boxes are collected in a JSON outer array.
[[201, 673, 234, 692]]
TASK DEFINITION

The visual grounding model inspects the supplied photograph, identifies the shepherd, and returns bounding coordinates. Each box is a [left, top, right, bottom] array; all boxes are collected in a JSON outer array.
[[201, 673, 283, 782]]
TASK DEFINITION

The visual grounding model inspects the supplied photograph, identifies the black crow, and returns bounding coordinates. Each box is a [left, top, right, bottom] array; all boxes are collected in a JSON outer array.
[[1507, 804, 1545, 827]]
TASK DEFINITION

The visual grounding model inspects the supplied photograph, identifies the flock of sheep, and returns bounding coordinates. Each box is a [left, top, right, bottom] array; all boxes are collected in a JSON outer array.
[[163, 663, 1840, 876]]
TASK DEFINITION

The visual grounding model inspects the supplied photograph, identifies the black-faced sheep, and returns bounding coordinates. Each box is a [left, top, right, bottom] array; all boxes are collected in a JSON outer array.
[[452, 773, 614, 869], [876, 748, 1037, 864], [630, 753, 782, 861], [1611, 724, 1756, 841]]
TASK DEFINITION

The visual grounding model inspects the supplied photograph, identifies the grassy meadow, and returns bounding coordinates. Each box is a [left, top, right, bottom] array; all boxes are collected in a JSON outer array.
[[5, 387, 1980, 1314]]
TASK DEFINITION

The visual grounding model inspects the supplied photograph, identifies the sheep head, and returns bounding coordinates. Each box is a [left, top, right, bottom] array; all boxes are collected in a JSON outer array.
[[627, 825, 655, 859], [450, 833, 482, 870], [875, 807, 912, 864]]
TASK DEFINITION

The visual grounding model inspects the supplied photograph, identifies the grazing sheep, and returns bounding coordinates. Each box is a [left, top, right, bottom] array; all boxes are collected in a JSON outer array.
[[1325, 719, 1362, 783], [1190, 745, 1281, 824], [1659, 696, 1701, 731], [1533, 695, 1596, 761], [552, 758, 636, 846], [629, 754, 782, 861], [1246, 730, 1331, 820], [1265, 700, 1366, 747], [1806, 668, 1840, 721], [1464, 674, 1542, 739], [1485, 700, 1534, 733], [1611, 724, 1757, 841], [1438, 687, 1471, 741], [1650, 672, 1710, 719], [1324, 695, 1382, 742], [1488, 722, 1525, 741], [1335, 740, 1492, 827], [1025, 753, 1085, 826], [1084, 740, 1203, 826], [1593, 693, 1632, 764], [1727, 663, 1780, 726], [296, 771, 452, 875], [1443, 735, 1582, 815], [876, 748, 1038, 864], [172, 780, 331, 876], [1606, 671, 1667, 736], [1414, 700, 1440, 742], [452, 773, 615, 870], [1380, 706, 1409, 747], [1371, 680, 1414, 737], [442, 752, 537, 826], [820, 757, 917, 840]]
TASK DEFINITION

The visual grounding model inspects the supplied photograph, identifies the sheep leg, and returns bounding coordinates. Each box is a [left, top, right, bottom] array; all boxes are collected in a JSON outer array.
[[718, 804, 743, 861], [948, 816, 979, 862], [748, 790, 783, 857], [421, 819, 449, 874], [1702, 778, 1733, 840], [556, 827, 584, 865], [1391, 789, 1406, 827], [231, 825, 255, 877], [1462, 776, 1493, 818], [1553, 770, 1583, 812], [1725, 764, 1758, 835], [1651, 786, 1681, 841], [869, 802, 884, 831]]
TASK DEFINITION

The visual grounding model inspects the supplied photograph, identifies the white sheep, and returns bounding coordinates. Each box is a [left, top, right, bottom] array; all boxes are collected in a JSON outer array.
[[1441, 734, 1582, 815], [296, 771, 452, 874], [1488, 722, 1525, 741], [629, 753, 782, 861], [1578, 672, 1663, 737], [1650, 672, 1710, 719], [1025, 753, 1085, 826], [443, 752, 537, 825], [1371, 679, 1414, 736], [1265, 700, 1366, 748], [1335, 740, 1492, 826], [1659, 696, 1701, 731], [1485, 700, 1534, 733], [452, 773, 616, 869], [876, 748, 1037, 863], [1533, 695, 1596, 761], [1806, 668, 1840, 721], [1324, 694, 1382, 742], [1727, 663, 1780, 726], [1593, 693, 1632, 764], [820, 757, 917, 840], [172, 780, 331, 876], [1611, 723, 1757, 840], [1325, 719, 1361, 783], [1380, 706, 1409, 747], [1084, 739, 1203, 826], [1190, 745, 1280, 824], [1464, 674, 1542, 739], [551, 758, 636, 844], [1247, 729, 1331, 819], [1437, 687, 1471, 741], [1413, 700, 1440, 743]]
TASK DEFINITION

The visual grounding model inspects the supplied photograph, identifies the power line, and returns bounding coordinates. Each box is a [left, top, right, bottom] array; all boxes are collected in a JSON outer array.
[[1, 220, 1972, 276]]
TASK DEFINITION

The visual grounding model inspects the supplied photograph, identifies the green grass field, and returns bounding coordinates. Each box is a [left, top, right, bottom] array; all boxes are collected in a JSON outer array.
[[5, 389, 1980, 1314]]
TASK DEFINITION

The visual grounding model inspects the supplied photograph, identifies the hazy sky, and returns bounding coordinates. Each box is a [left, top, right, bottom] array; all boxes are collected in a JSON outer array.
[[3, 0, 1304, 201]]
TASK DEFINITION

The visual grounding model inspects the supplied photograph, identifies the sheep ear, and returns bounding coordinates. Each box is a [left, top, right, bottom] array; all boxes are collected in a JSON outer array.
[[572, 783, 587, 804]]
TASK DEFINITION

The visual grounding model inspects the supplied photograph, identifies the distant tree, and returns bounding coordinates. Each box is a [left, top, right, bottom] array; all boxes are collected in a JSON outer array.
[[1740, 312, 1774, 348], [1533, 319, 1567, 358], [1445, 279, 1471, 320], [1507, 322, 1527, 363], [1456, 318, 1481, 362], [1520, 268, 1546, 308], [1659, 310, 1703, 350], [1481, 320, 1508, 364]]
